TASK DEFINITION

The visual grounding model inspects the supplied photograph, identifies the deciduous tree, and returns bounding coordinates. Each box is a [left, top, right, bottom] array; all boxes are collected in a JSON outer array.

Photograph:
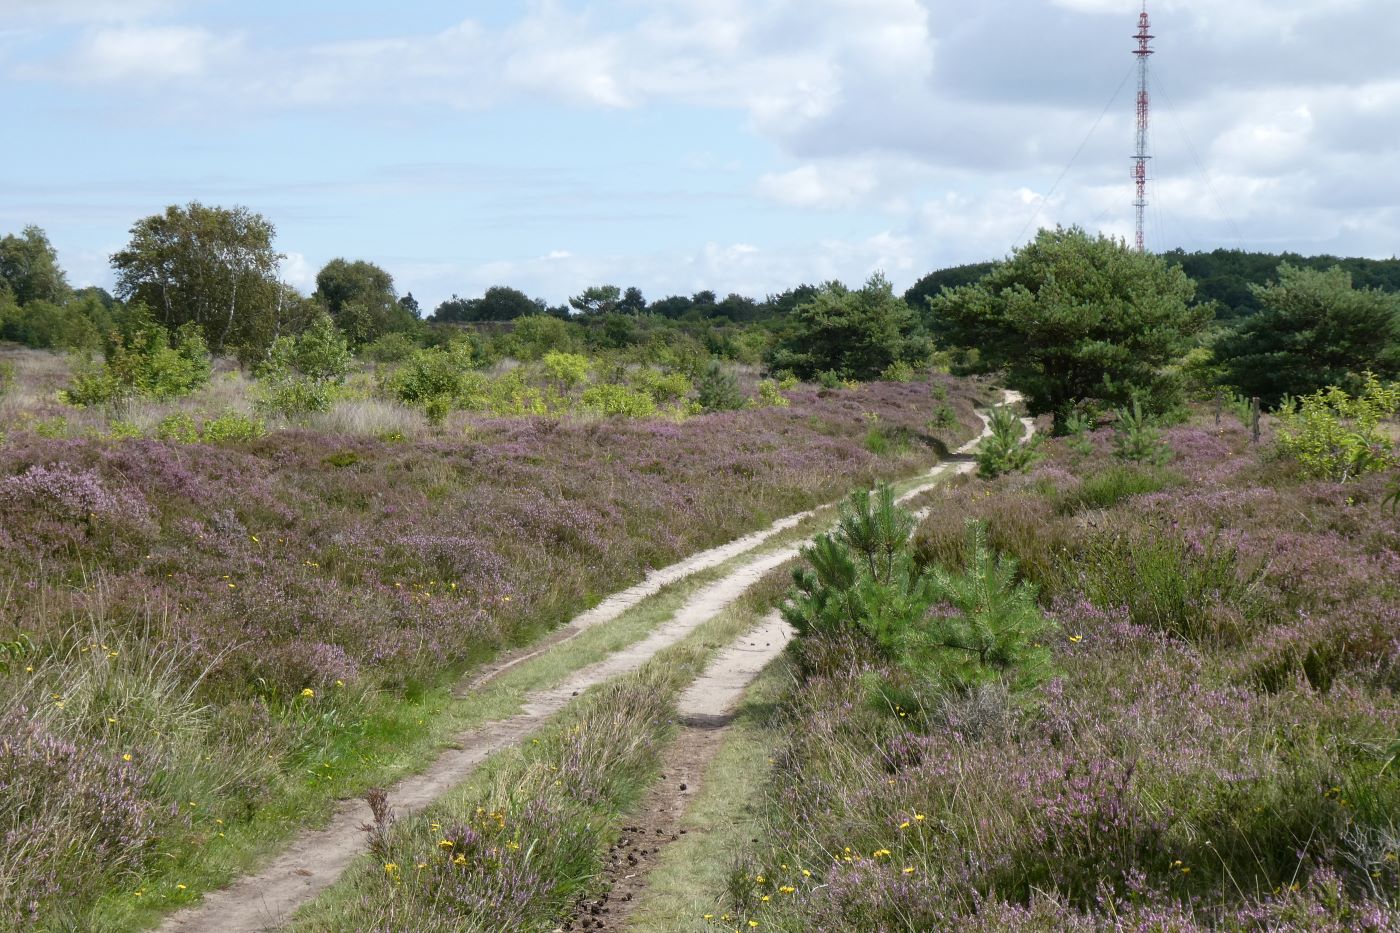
[[111, 203, 282, 353]]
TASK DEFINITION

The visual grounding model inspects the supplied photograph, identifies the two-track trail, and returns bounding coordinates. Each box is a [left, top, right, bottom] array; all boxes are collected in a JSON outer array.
[[159, 392, 1026, 933]]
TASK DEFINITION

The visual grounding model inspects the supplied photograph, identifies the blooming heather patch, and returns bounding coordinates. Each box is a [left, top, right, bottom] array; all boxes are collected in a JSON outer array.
[[0, 377, 988, 927], [723, 410, 1400, 930]]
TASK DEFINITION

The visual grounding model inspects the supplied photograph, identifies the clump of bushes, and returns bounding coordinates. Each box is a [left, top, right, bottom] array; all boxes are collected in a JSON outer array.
[[1275, 373, 1399, 481], [255, 312, 353, 416], [63, 321, 211, 407]]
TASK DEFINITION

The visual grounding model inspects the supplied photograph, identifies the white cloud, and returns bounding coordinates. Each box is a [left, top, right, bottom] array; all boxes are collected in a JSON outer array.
[[68, 25, 239, 82]]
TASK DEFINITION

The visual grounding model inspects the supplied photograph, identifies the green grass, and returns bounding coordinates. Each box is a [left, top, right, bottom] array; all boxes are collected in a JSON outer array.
[[626, 661, 789, 933], [285, 567, 792, 931]]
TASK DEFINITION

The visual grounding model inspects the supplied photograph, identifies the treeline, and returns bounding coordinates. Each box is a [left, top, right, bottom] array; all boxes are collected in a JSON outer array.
[[3, 205, 1398, 419]]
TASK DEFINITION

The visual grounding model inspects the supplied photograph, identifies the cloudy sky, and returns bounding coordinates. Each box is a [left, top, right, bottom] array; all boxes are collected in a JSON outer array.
[[2, 0, 1397, 311]]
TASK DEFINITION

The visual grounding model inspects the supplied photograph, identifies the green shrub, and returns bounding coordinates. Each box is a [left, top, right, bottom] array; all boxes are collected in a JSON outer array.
[[63, 322, 211, 407], [257, 378, 339, 417], [387, 343, 477, 407], [976, 407, 1041, 478], [756, 379, 789, 408], [32, 416, 68, 439], [1112, 399, 1171, 464], [1274, 373, 1400, 481], [1055, 465, 1181, 513], [928, 404, 958, 432], [202, 410, 265, 442], [881, 360, 917, 382], [579, 383, 657, 418], [255, 313, 352, 417], [542, 351, 591, 388], [783, 486, 1054, 695], [155, 412, 200, 443], [104, 420, 142, 440], [360, 332, 419, 363], [695, 361, 745, 412], [1079, 529, 1259, 644], [631, 367, 693, 403], [817, 370, 842, 390]]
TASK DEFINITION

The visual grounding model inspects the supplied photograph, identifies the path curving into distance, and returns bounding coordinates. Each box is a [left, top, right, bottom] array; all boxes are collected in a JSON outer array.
[[158, 392, 1027, 933]]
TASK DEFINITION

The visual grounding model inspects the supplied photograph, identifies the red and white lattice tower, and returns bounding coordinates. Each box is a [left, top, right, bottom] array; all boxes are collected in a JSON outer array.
[[1132, 3, 1154, 253]]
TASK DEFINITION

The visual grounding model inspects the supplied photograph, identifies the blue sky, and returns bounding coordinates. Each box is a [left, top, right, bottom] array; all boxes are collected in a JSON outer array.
[[4, 0, 1399, 312]]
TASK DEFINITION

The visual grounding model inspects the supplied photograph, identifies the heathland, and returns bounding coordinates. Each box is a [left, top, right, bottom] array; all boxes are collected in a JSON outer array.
[[1, 213, 1398, 931]]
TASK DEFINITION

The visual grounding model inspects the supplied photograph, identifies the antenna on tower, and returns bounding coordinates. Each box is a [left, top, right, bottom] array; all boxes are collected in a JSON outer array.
[[1132, 2, 1154, 253]]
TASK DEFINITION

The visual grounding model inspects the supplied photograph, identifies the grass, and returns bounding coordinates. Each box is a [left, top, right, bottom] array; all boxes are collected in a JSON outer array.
[[89, 562, 732, 931], [285, 566, 792, 931], [626, 661, 789, 933]]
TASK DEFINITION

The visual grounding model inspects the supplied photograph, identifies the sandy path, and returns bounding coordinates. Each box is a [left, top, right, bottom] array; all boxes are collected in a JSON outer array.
[[565, 401, 1036, 931], [158, 393, 1025, 933]]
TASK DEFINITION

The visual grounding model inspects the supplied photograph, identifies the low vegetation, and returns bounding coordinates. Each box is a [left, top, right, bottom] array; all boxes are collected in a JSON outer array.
[[703, 403, 1400, 930]]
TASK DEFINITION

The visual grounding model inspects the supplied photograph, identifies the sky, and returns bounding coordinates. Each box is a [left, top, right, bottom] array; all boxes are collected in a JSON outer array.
[[2, 0, 1398, 312]]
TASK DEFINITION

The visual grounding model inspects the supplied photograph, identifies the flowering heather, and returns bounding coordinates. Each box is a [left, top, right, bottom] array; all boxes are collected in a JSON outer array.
[[0, 376, 986, 927], [728, 410, 1400, 930]]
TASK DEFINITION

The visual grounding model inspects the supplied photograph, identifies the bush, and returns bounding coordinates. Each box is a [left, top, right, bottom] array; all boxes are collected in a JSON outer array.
[[202, 410, 265, 442], [155, 412, 200, 443], [579, 383, 657, 418], [928, 404, 957, 432], [976, 407, 1041, 478], [1274, 373, 1400, 481], [783, 486, 1054, 695], [1079, 528, 1259, 644], [1055, 464, 1180, 513], [1111, 399, 1172, 464], [63, 321, 211, 407], [695, 361, 745, 412], [542, 351, 591, 388], [255, 313, 353, 417], [631, 367, 692, 403], [756, 379, 789, 408], [881, 360, 917, 382], [361, 332, 419, 363], [386, 342, 479, 417]]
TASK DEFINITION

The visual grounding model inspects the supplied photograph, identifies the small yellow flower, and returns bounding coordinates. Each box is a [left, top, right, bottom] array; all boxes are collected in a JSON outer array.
[[384, 862, 399, 874], [760, 895, 770, 902], [335, 679, 345, 687], [779, 885, 796, 894], [902, 867, 915, 874], [899, 821, 911, 830], [122, 753, 133, 762], [439, 839, 455, 849], [749, 923, 759, 929], [801, 869, 811, 878], [176, 883, 187, 890], [301, 687, 315, 698], [1068, 634, 1083, 643], [227, 583, 236, 589]]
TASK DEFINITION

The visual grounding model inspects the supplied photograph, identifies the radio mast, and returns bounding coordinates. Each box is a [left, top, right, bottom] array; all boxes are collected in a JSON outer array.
[[1132, 3, 1154, 253]]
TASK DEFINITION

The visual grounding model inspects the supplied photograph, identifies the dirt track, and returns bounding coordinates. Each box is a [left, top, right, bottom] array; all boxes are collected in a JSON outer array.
[[157, 393, 1024, 933]]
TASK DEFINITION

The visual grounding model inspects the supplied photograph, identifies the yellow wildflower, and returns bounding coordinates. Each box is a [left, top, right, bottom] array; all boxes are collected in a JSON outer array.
[[301, 687, 315, 698]]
